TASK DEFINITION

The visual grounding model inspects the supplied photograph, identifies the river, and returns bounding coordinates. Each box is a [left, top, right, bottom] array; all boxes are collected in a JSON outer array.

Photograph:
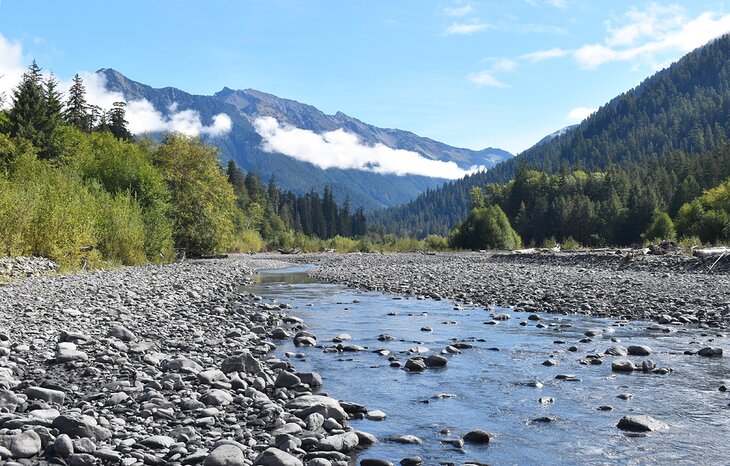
[[247, 266, 730, 465]]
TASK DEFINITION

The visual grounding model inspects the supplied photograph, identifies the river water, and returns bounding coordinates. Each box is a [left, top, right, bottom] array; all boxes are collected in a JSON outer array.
[[247, 266, 730, 466]]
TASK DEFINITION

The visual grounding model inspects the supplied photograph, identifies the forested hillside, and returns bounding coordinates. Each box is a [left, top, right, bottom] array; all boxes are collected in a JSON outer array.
[[372, 33, 730, 238]]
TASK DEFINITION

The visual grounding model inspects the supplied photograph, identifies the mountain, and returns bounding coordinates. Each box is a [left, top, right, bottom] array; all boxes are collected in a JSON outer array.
[[372, 33, 730, 237], [534, 124, 578, 146], [98, 69, 512, 210]]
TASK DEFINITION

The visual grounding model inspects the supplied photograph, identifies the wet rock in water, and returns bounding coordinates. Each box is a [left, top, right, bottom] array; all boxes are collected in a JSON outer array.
[[542, 359, 559, 366], [604, 346, 628, 356], [597, 405, 613, 411], [424, 354, 448, 368], [366, 410, 387, 421], [405, 358, 426, 372], [333, 333, 352, 342], [698, 347, 723, 357], [538, 397, 554, 404], [355, 430, 378, 446], [627, 345, 652, 356], [531, 416, 557, 423], [378, 334, 395, 341], [360, 460, 394, 466], [463, 429, 492, 444], [254, 447, 303, 466], [286, 395, 348, 421], [617, 415, 667, 432], [719, 385, 728, 392], [611, 359, 635, 372], [399, 457, 423, 466], [617, 393, 633, 400], [555, 374, 580, 381], [387, 435, 423, 444], [420, 327, 432, 332]]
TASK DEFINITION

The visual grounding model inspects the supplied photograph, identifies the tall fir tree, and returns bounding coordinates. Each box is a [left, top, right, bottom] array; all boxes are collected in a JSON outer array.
[[107, 102, 132, 141], [65, 74, 91, 131], [8, 60, 47, 149]]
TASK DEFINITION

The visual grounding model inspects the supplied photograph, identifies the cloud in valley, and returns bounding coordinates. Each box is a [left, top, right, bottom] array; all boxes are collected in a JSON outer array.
[[253, 117, 481, 179]]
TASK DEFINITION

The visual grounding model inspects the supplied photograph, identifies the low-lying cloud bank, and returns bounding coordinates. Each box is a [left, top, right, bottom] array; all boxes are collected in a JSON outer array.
[[254, 116, 482, 179], [0, 33, 231, 137]]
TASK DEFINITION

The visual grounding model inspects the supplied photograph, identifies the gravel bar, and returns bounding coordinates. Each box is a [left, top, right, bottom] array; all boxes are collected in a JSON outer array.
[[0, 256, 376, 466]]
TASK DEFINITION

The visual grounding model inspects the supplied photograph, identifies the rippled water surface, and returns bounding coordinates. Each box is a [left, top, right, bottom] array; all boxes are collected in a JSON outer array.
[[247, 266, 730, 466]]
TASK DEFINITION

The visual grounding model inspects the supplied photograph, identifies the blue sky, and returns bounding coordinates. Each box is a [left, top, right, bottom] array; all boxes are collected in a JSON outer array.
[[1, 1, 730, 154]]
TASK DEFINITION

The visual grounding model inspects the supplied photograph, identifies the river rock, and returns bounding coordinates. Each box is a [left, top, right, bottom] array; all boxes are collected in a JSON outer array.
[[405, 358, 426, 372], [0, 430, 42, 458], [106, 325, 136, 342], [221, 351, 264, 374], [296, 372, 323, 388], [424, 354, 448, 367], [317, 431, 359, 452], [617, 415, 667, 432], [698, 347, 723, 357], [399, 457, 423, 466], [275, 371, 301, 388], [286, 395, 348, 421], [0, 389, 18, 412], [611, 359, 635, 372], [366, 410, 387, 421], [388, 435, 422, 444], [205, 444, 246, 466], [627, 345, 652, 356], [604, 346, 628, 356], [51, 415, 112, 440], [463, 429, 491, 444], [360, 460, 394, 466], [255, 447, 304, 466], [54, 434, 74, 458]]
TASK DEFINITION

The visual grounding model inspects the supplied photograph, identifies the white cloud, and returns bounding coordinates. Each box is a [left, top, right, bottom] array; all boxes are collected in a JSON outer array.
[[253, 117, 481, 179], [0, 35, 26, 108], [521, 47, 568, 62], [545, 0, 566, 8], [566, 106, 597, 123], [445, 22, 489, 35], [574, 5, 730, 69], [468, 71, 510, 88], [0, 33, 232, 137], [444, 3, 474, 18]]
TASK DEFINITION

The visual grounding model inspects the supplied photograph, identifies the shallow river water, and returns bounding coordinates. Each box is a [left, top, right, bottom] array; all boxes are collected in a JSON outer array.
[[247, 266, 730, 466]]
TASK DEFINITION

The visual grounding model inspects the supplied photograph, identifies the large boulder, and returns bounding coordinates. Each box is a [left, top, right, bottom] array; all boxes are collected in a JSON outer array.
[[463, 429, 491, 444], [627, 345, 652, 356], [204, 444, 246, 466], [316, 431, 359, 452], [285, 395, 347, 421], [0, 430, 42, 458]]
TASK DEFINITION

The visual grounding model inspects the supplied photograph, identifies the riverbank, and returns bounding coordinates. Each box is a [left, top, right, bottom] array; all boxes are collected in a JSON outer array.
[[286, 251, 730, 328], [0, 257, 376, 465]]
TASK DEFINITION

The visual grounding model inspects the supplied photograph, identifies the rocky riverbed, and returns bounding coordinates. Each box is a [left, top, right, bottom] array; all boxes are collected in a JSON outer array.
[[0, 257, 379, 466], [291, 251, 730, 328]]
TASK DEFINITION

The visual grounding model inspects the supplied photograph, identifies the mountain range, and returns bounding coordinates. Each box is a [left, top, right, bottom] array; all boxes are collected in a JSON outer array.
[[99, 69, 512, 210]]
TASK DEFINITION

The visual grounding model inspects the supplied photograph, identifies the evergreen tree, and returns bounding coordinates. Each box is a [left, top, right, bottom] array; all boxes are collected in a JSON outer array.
[[108, 102, 132, 141], [65, 74, 92, 131], [8, 60, 47, 149]]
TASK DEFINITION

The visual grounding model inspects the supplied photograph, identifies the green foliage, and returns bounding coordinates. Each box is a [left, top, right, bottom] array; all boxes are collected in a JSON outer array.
[[424, 234, 449, 250], [449, 205, 522, 250], [230, 229, 265, 253], [94, 188, 147, 265], [153, 133, 237, 256], [562, 236, 581, 250], [676, 178, 730, 244], [642, 211, 676, 242]]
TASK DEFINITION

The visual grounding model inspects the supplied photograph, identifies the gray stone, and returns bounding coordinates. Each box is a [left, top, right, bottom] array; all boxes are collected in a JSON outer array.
[[205, 444, 246, 466], [221, 351, 263, 375], [107, 325, 136, 342], [627, 345, 652, 356], [140, 435, 175, 449], [285, 395, 348, 421], [202, 389, 233, 406], [0, 430, 41, 458], [54, 434, 73, 458], [164, 357, 203, 373], [25, 386, 65, 404], [360, 460, 394, 466], [611, 359, 635, 372], [51, 415, 112, 441], [316, 431, 359, 452], [0, 389, 18, 412], [404, 358, 426, 372], [296, 372, 323, 388], [698, 347, 723, 357], [275, 371, 301, 388], [254, 447, 304, 466], [463, 429, 491, 444], [424, 354, 448, 368], [617, 415, 667, 432], [387, 435, 422, 444]]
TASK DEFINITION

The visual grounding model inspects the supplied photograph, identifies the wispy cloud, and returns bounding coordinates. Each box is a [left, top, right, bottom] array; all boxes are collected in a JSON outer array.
[[566, 107, 597, 123], [521, 47, 568, 63], [444, 3, 474, 18], [444, 21, 490, 35], [0, 35, 26, 108], [574, 5, 730, 69], [253, 117, 481, 179], [468, 71, 510, 88]]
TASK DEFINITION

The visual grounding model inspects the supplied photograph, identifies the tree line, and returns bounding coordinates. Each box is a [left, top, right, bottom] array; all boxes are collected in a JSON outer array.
[[0, 61, 366, 269]]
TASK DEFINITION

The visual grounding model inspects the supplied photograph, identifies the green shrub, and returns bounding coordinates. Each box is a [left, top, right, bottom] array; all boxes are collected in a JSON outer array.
[[424, 234, 449, 251], [562, 236, 581, 250], [328, 235, 358, 252], [94, 188, 147, 265], [449, 205, 522, 250], [642, 211, 676, 242], [230, 229, 265, 253]]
